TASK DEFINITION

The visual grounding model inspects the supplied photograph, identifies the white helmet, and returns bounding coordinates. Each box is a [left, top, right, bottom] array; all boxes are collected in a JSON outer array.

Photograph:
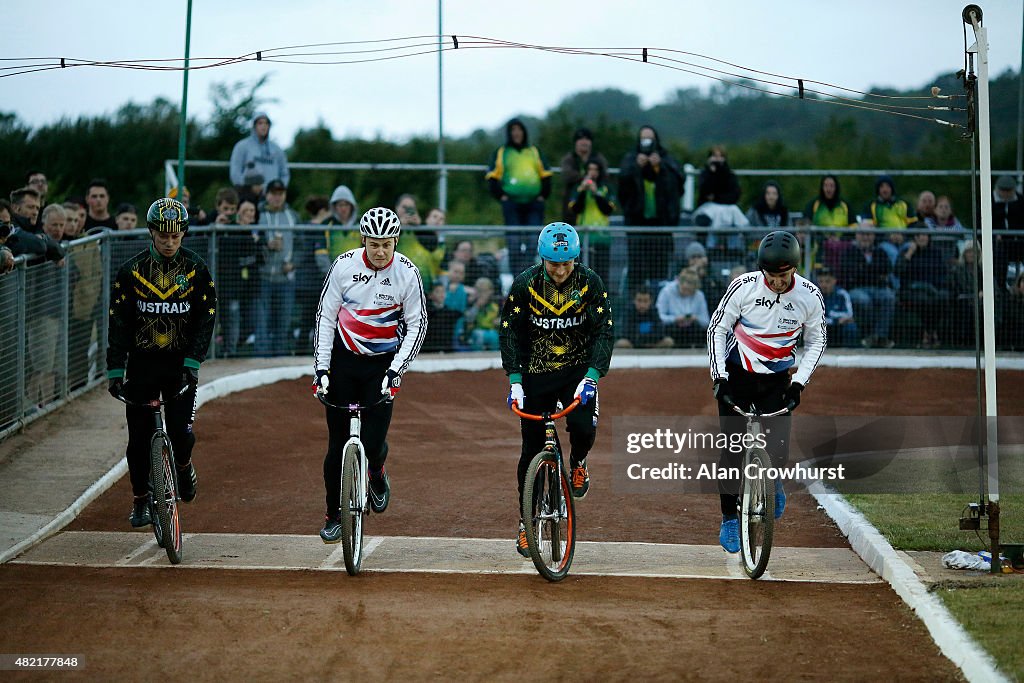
[[359, 207, 402, 239]]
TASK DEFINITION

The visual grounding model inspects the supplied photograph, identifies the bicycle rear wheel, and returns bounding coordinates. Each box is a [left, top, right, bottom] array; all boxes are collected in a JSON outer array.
[[150, 433, 182, 565], [340, 443, 364, 576], [739, 448, 774, 579], [522, 452, 575, 582]]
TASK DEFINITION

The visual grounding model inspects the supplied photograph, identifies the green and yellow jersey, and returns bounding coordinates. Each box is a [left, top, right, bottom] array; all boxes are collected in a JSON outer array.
[[499, 262, 614, 376], [106, 244, 217, 376]]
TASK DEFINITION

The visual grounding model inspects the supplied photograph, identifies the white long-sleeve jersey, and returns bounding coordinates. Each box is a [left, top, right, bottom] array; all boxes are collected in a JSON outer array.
[[707, 271, 827, 387], [314, 248, 427, 377]]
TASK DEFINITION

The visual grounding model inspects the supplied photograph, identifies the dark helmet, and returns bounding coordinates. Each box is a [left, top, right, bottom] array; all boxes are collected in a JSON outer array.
[[146, 198, 189, 233], [757, 230, 800, 273]]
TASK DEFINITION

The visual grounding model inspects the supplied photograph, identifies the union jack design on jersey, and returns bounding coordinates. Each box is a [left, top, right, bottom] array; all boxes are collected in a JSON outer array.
[[314, 247, 427, 379], [336, 299, 403, 354], [707, 271, 827, 387]]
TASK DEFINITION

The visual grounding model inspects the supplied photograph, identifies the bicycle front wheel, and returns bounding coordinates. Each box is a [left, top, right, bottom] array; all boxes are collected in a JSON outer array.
[[522, 452, 575, 582], [340, 443, 364, 576], [738, 447, 774, 579], [150, 433, 182, 565]]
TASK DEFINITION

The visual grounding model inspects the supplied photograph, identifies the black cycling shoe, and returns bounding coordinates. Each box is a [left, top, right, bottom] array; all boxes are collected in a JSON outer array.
[[368, 468, 391, 514], [129, 495, 153, 528], [177, 462, 197, 503], [320, 513, 343, 544]]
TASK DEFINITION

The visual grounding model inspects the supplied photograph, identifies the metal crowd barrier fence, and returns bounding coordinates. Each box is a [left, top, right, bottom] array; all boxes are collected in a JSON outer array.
[[2, 222, 1020, 440]]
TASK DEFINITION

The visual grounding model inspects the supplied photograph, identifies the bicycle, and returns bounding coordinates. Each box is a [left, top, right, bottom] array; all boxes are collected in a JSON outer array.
[[731, 403, 790, 579], [317, 394, 388, 576], [115, 383, 192, 565], [511, 398, 580, 582]]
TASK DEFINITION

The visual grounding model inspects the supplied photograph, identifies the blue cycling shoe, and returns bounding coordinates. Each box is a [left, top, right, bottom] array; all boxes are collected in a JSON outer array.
[[775, 480, 786, 520], [719, 515, 740, 553]]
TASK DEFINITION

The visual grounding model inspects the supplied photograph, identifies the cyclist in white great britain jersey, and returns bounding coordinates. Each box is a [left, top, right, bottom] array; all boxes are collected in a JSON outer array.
[[706, 230, 827, 553], [312, 207, 427, 543]]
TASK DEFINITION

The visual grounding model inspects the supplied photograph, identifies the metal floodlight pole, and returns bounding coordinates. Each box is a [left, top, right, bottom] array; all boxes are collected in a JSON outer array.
[[965, 3, 1002, 574], [176, 0, 194, 193], [437, 0, 448, 212], [1018, 2, 1024, 184]]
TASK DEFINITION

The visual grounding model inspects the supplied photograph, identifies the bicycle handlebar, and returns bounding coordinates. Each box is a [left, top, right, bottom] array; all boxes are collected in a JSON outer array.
[[511, 398, 581, 421], [731, 404, 791, 418], [316, 392, 390, 412], [114, 382, 191, 408]]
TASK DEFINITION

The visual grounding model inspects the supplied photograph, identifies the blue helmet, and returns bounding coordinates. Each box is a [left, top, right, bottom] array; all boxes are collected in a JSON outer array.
[[537, 222, 580, 263]]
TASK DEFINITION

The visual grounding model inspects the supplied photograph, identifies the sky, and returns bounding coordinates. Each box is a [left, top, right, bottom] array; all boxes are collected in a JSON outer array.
[[6, 0, 1023, 145]]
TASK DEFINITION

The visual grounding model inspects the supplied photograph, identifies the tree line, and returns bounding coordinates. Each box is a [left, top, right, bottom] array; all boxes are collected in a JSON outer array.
[[1, 68, 1019, 228]]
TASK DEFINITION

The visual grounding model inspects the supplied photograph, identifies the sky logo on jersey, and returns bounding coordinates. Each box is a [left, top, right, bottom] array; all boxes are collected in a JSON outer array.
[[352, 272, 372, 284], [755, 297, 777, 309]]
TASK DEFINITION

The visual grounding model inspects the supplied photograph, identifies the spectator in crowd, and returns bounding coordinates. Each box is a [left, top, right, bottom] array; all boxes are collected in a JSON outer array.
[[815, 266, 859, 348], [841, 225, 897, 348], [1000, 271, 1024, 350], [682, 240, 728, 310], [446, 238, 500, 293], [65, 202, 102, 389], [802, 174, 854, 276], [83, 179, 116, 231], [215, 191, 258, 356], [568, 157, 616, 282], [656, 267, 710, 347], [167, 186, 208, 226], [0, 220, 13, 275], [926, 194, 966, 264], [486, 118, 553, 275], [457, 277, 501, 351], [864, 174, 913, 266], [423, 282, 460, 352], [10, 187, 41, 232], [615, 288, 674, 349], [236, 199, 261, 349], [291, 196, 330, 354], [895, 232, 949, 348], [395, 193, 443, 288], [40, 204, 67, 246], [692, 197, 750, 259], [696, 145, 741, 206], [26, 170, 48, 205], [6, 193, 63, 264], [305, 195, 330, 224], [912, 190, 936, 225], [397, 192, 439, 251], [27, 205, 68, 407], [114, 203, 137, 231], [236, 171, 266, 207], [560, 127, 608, 224], [804, 174, 854, 227], [425, 207, 446, 226], [439, 259, 470, 312], [321, 184, 361, 261], [746, 181, 790, 228], [255, 179, 298, 355], [62, 201, 85, 240], [993, 174, 1024, 291], [949, 241, 986, 347], [230, 112, 290, 188], [618, 124, 683, 293]]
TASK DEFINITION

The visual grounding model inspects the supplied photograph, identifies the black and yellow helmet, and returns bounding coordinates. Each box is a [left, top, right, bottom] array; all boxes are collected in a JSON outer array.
[[146, 197, 189, 233]]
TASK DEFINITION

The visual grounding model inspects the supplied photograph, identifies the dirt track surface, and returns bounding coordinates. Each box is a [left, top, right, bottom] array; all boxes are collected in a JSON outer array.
[[12, 365, 1020, 679], [0, 566, 961, 682]]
